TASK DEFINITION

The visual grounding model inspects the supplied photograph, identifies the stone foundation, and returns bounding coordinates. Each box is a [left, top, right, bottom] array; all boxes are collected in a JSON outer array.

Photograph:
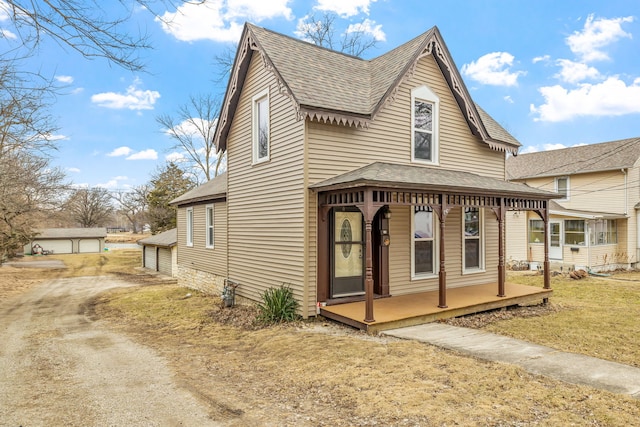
[[177, 265, 225, 296]]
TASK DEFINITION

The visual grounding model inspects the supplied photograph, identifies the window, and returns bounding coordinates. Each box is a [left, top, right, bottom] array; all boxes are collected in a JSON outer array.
[[463, 207, 483, 271], [412, 207, 435, 277], [555, 177, 569, 200], [252, 89, 270, 163], [186, 207, 194, 247], [529, 219, 544, 243], [564, 220, 585, 246], [411, 86, 439, 163], [591, 219, 617, 245], [206, 204, 214, 248]]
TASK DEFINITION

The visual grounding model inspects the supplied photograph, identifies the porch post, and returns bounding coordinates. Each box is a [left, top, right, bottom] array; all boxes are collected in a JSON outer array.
[[497, 202, 506, 297], [433, 200, 450, 309], [362, 189, 375, 323], [543, 205, 551, 290]]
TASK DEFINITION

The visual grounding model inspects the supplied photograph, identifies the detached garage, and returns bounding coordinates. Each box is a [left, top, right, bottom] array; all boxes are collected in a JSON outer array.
[[25, 228, 107, 255], [138, 229, 177, 277]]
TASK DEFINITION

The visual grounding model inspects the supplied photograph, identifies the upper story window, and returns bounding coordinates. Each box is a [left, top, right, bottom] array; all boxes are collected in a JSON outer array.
[[411, 85, 439, 164], [206, 204, 214, 249], [555, 177, 569, 200], [186, 207, 194, 247], [252, 89, 270, 164]]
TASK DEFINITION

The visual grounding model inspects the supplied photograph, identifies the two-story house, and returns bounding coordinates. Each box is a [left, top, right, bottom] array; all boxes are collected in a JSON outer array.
[[173, 23, 558, 331], [506, 137, 640, 272]]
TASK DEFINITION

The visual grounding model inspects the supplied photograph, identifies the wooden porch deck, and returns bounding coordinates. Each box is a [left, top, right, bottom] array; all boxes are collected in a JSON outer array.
[[320, 283, 552, 333]]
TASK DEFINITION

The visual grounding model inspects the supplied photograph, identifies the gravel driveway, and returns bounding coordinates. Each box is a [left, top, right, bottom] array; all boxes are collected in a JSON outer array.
[[0, 276, 220, 426]]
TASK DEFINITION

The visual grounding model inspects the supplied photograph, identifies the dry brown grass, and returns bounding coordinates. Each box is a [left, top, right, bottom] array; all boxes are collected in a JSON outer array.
[[94, 283, 640, 426]]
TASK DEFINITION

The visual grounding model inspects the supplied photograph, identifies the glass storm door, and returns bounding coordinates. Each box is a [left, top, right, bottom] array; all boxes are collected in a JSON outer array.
[[549, 220, 563, 260], [331, 210, 365, 298]]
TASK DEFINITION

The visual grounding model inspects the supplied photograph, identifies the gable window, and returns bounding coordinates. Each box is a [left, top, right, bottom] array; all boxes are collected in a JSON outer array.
[[412, 207, 436, 277], [529, 219, 544, 243], [555, 177, 569, 200], [252, 89, 270, 164], [564, 220, 585, 246], [463, 207, 483, 271], [206, 204, 214, 248], [186, 207, 194, 247], [591, 219, 617, 245], [411, 86, 439, 164]]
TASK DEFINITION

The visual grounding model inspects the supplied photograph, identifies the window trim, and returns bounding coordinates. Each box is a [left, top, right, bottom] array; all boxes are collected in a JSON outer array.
[[462, 207, 485, 273], [252, 88, 270, 165], [411, 85, 439, 165], [411, 206, 438, 280], [564, 219, 586, 246], [186, 207, 194, 247], [555, 176, 570, 200], [590, 219, 617, 246], [528, 219, 545, 244], [205, 204, 214, 249]]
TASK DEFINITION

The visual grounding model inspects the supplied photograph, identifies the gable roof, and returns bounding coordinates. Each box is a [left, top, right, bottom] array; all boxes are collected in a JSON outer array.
[[214, 23, 520, 155], [138, 228, 177, 247], [34, 228, 107, 239], [170, 173, 227, 206], [506, 137, 640, 180], [310, 162, 557, 200]]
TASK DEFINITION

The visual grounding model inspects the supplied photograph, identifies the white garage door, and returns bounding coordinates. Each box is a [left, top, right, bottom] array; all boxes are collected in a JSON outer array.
[[157, 248, 172, 275], [79, 239, 100, 253], [144, 246, 157, 270], [32, 239, 73, 254]]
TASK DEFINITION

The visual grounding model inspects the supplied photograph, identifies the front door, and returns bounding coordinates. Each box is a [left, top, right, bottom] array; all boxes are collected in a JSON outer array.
[[331, 209, 365, 298], [549, 220, 563, 260]]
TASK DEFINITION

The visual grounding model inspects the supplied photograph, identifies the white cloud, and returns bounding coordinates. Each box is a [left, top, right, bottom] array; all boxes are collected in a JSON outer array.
[[520, 142, 587, 154], [1, 28, 16, 39], [532, 55, 550, 64], [566, 14, 634, 62], [315, 0, 377, 17], [96, 179, 123, 189], [346, 18, 385, 42], [107, 146, 133, 157], [461, 52, 525, 86], [55, 75, 74, 84], [156, 0, 292, 43], [67, 167, 81, 173], [554, 59, 600, 84], [165, 152, 186, 162], [126, 149, 158, 160], [530, 76, 640, 122], [91, 78, 160, 110], [504, 95, 514, 104]]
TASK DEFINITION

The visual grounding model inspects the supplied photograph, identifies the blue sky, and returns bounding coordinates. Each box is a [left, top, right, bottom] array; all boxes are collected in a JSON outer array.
[[2, 0, 639, 189]]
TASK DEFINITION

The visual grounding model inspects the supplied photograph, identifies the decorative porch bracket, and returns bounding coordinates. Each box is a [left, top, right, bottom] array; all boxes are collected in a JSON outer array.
[[432, 202, 451, 308]]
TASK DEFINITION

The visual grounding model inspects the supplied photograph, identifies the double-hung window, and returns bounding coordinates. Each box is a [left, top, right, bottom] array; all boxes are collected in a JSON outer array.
[[591, 219, 617, 245], [463, 207, 483, 271], [252, 89, 270, 164], [529, 219, 545, 243], [186, 207, 194, 247], [411, 86, 439, 164], [205, 204, 214, 249], [412, 207, 435, 277], [564, 220, 585, 246], [555, 177, 569, 200]]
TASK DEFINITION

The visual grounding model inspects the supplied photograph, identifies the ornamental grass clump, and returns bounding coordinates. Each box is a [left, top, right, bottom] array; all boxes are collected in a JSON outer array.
[[256, 284, 299, 324]]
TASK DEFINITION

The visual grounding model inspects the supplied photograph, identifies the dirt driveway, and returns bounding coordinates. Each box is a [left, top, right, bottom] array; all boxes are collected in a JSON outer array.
[[0, 276, 220, 426]]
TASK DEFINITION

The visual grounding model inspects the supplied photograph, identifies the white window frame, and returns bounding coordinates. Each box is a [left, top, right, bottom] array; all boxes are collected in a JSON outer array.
[[205, 204, 214, 249], [411, 206, 438, 280], [462, 207, 485, 273], [252, 88, 270, 164], [186, 207, 194, 247], [555, 176, 570, 200], [411, 85, 439, 165]]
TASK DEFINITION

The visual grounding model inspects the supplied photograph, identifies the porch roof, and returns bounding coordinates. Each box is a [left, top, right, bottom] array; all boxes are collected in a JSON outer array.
[[550, 200, 627, 220], [310, 162, 560, 200]]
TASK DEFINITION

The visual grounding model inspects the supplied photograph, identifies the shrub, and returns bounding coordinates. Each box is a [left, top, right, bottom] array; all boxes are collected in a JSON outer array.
[[256, 284, 299, 324]]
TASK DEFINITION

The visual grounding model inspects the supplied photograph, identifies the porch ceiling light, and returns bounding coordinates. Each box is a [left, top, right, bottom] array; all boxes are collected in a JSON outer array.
[[384, 208, 392, 219]]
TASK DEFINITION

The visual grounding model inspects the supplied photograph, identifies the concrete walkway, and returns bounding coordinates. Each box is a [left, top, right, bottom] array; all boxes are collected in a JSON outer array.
[[383, 323, 640, 398]]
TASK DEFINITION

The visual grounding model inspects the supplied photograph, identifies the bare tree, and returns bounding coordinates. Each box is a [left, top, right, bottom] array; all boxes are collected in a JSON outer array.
[[64, 188, 113, 228], [113, 185, 149, 233], [156, 93, 225, 182]]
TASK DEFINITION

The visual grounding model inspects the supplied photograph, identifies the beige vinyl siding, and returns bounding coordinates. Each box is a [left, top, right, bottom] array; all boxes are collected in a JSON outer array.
[[226, 51, 307, 308], [177, 202, 227, 277], [505, 211, 529, 262], [307, 54, 505, 186]]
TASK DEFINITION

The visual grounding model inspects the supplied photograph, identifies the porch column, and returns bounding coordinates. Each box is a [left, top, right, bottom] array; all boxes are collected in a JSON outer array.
[[361, 189, 376, 323], [433, 201, 450, 309], [543, 207, 551, 290], [497, 203, 506, 297]]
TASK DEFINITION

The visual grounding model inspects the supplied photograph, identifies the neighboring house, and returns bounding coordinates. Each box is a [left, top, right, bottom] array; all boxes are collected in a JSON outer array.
[[173, 23, 557, 326], [24, 228, 107, 254], [506, 137, 640, 272], [138, 228, 178, 277]]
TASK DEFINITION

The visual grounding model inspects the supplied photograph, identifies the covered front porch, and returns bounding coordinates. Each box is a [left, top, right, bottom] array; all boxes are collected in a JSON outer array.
[[320, 282, 552, 333]]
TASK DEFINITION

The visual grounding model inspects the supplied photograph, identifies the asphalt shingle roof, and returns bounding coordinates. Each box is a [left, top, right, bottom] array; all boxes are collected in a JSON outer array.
[[138, 228, 177, 247], [170, 173, 227, 206], [35, 228, 107, 239], [506, 137, 640, 180]]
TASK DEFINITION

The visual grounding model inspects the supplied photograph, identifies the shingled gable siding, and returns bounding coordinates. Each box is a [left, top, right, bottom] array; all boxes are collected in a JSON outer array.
[[307, 55, 504, 297], [176, 202, 227, 294], [226, 52, 307, 310]]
